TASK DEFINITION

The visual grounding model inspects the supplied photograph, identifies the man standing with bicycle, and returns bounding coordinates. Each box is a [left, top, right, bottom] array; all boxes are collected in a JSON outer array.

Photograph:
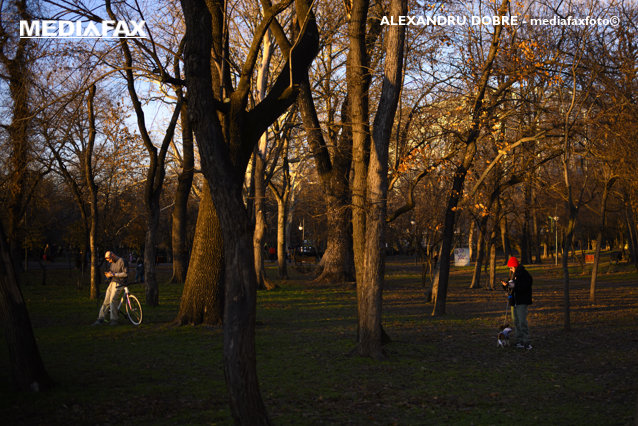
[[92, 251, 128, 326]]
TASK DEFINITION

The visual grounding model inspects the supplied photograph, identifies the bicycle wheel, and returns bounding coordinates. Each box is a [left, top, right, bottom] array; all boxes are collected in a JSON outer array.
[[125, 294, 143, 325]]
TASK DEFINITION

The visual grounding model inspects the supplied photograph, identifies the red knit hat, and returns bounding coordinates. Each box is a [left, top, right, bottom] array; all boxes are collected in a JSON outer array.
[[507, 257, 519, 268]]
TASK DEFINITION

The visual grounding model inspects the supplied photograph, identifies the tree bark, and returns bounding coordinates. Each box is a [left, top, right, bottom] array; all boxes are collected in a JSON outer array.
[[252, 29, 274, 291], [296, 80, 355, 284], [170, 102, 194, 284], [253, 151, 275, 290], [356, 0, 406, 359], [0, 222, 52, 392], [175, 179, 224, 325], [275, 194, 289, 279], [180, 0, 319, 422], [348, 0, 372, 288], [144, 201, 161, 304], [432, 155, 474, 316]]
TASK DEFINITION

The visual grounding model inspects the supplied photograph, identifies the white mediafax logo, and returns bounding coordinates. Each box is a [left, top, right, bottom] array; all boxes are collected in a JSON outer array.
[[20, 20, 147, 39]]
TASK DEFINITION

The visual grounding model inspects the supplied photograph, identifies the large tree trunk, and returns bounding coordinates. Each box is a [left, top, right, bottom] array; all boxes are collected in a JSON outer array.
[[252, 30, 275, 291], [348, 0, 372, 288], [0, 222, 52, 392], [296, 73, 355, 284], [175, 180, 224, 325], [356, 0, 406, 359], [317, 192, 355, 283], [181, 0, 319, 422], [170, 103, 194, 284]]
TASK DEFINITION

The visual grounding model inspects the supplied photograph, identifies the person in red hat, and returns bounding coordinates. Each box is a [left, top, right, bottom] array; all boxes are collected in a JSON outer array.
[[501, 256, 533, 349]]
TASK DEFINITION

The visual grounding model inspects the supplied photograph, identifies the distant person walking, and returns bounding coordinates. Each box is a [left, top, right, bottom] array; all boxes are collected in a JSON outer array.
[[501, 256, 533, 349], [93, 251, 128, 326], [135, 257, 144, 283], [42, 244, 51, 262]]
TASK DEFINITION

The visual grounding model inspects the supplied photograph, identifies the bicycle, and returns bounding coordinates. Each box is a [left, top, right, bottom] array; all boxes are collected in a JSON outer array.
[[100, 283, 143, 326]]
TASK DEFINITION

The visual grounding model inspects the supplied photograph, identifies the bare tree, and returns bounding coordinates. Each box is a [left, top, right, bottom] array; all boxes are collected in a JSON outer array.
[[179, 0, 319, 422], [104, 0, 182, 306], [431, 0, 513, 316], [170, 51, 195, 285], [355, 0, 407, 359]]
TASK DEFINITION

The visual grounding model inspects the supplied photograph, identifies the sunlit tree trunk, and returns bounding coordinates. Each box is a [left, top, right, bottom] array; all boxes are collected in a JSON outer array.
[[171, 102, 194, 284], [349, 0, 372, 288], [296, 74, 355, 284], [175, 179, 224, 325], [356, 0, 406, 359], [253, 29, 274, 290]]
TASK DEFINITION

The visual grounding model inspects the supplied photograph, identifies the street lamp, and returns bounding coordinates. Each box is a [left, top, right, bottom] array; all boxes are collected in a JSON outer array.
[[298, 218, 304, 244]]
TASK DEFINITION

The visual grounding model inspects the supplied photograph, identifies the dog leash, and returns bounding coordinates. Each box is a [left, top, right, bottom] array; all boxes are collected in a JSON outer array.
[[503, 298, 510, 323]]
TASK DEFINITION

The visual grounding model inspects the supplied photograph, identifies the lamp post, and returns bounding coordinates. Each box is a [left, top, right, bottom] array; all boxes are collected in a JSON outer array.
[[298, 219, 304, 244]]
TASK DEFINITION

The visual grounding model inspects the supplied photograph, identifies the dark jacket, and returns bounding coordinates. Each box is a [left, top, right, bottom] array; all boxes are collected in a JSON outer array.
[[511, 265, 533, 305]]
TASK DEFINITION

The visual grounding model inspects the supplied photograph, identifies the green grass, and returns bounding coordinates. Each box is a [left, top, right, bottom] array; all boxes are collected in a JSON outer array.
[[2, 259, 638, 425]]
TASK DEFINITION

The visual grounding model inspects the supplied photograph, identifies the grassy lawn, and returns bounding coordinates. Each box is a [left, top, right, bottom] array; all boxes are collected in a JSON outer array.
[[2, 258, 637, 425]]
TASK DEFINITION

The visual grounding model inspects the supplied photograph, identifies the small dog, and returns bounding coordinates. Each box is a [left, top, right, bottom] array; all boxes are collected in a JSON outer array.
[[497, 324, 513, 348]]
